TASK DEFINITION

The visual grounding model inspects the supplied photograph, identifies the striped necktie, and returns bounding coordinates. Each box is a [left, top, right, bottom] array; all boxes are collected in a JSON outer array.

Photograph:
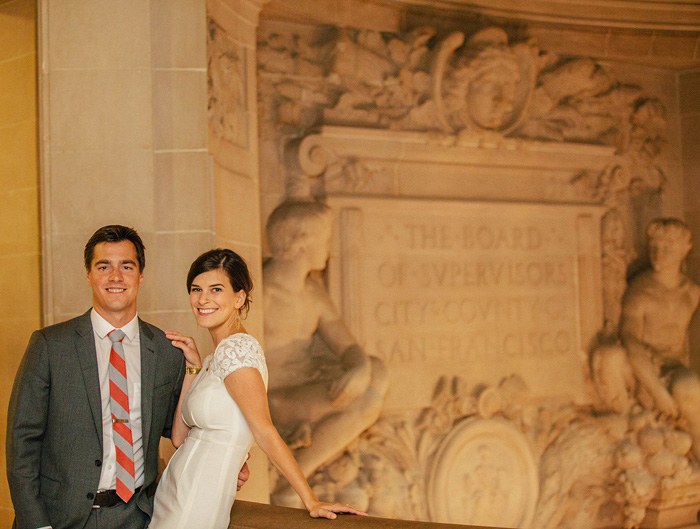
[[108, 329, 135, 502]]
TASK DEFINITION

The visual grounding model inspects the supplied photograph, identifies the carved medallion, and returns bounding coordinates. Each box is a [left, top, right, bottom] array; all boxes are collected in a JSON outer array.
[[427, 417, 538, 527], [434, 28, 537, 135]]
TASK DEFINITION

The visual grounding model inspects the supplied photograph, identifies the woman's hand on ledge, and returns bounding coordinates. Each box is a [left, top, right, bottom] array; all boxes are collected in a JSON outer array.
[[308, 501, 368, 519]]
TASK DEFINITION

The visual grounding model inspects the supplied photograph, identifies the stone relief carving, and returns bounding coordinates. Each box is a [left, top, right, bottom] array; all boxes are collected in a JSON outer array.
[[600, 208, 636, 334], [261, 200, 389, 506], [208, 19, 248, 147], [568, 97, 666, 333], [251, 21, 689, 529], [260, 25, 539, 135], [324, 158, 394, 194], [258, 25, 667, 329], [304, 369, 700, 528], [258, 23, 664, 148], [427, 417, 539, 526], [302, 374, 540, 523], [324, 27, 438, 130], [435, 27, 537, 135]]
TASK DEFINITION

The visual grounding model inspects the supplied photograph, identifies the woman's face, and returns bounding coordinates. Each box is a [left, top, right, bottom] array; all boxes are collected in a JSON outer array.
[[189, 268, 245, 331]]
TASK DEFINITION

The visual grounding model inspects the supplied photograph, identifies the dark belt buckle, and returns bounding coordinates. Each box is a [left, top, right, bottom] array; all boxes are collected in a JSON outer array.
[[94, 489, 120, 508]]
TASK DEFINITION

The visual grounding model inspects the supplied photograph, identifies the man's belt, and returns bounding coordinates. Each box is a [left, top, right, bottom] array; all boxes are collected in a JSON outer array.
[[93, 486, 141, 508]]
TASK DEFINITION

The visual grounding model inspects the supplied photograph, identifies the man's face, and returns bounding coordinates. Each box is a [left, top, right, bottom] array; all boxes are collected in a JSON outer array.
[[87, 241, 144, 325]]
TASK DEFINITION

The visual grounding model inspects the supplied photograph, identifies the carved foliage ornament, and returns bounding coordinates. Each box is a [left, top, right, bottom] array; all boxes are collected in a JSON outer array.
[[306, 373, 700, 528], [258, 25, 664, 146], [306, 375, 543, 525], [323, 26, 539, 135]]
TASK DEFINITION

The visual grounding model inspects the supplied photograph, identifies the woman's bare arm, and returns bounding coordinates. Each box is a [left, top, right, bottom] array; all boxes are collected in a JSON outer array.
[[223, 367, 367, 519]]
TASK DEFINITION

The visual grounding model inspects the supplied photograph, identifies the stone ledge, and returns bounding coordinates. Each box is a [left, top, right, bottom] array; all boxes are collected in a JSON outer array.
[[229, 501, 496, 528]]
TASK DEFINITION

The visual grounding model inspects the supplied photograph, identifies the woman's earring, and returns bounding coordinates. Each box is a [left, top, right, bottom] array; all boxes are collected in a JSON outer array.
[[234, 310, 241, 330]]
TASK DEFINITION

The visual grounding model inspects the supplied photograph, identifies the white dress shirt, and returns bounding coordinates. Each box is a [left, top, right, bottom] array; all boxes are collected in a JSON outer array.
[[91, 309, 145, 491]]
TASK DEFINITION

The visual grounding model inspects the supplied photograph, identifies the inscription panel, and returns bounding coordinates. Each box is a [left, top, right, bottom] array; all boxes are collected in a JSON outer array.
[[327, 196, 603, 410]]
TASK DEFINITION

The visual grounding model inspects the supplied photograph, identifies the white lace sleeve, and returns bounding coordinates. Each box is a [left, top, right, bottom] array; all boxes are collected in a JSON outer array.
[[209, 333, 268, 386]]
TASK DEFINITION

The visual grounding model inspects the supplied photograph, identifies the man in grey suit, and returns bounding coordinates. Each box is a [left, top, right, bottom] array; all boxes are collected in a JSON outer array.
[[7, 225, 249, 529]]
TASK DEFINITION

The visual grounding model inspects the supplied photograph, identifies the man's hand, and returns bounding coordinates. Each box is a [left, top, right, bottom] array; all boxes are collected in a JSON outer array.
[[237, 455, 251, 491]]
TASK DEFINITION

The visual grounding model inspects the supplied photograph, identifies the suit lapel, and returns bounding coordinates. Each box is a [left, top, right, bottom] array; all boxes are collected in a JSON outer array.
[[139, 319, 156, 458], [74, 310, 103, 442]]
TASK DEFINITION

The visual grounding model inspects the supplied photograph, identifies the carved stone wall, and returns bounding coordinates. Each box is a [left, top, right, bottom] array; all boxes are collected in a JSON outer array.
[[256, 23, 680, 331], [252, 8, 690, 528]]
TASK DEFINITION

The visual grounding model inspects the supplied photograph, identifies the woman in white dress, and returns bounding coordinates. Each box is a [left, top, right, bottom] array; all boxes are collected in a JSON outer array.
[[149, 249, 365, 528]]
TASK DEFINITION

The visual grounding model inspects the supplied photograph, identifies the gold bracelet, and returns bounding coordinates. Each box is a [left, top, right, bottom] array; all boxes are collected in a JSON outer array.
[[185, 365, 202, 375]]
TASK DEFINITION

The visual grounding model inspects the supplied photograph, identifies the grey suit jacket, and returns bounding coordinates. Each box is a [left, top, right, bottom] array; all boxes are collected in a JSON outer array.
[[6, 310, 186, 529]]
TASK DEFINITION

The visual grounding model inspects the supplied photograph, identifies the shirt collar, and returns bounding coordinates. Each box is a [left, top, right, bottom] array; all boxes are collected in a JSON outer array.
[[90, 309, 139, 342]]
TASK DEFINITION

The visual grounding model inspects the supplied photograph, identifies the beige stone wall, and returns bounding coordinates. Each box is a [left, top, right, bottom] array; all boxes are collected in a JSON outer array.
[[38, 0, 213, 340], [0, 0, 40, 525]]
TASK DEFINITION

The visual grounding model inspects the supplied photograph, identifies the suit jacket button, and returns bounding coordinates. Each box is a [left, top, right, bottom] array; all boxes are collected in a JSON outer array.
[[95, 459, 102, 467], [87, 492, 94, 500]]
